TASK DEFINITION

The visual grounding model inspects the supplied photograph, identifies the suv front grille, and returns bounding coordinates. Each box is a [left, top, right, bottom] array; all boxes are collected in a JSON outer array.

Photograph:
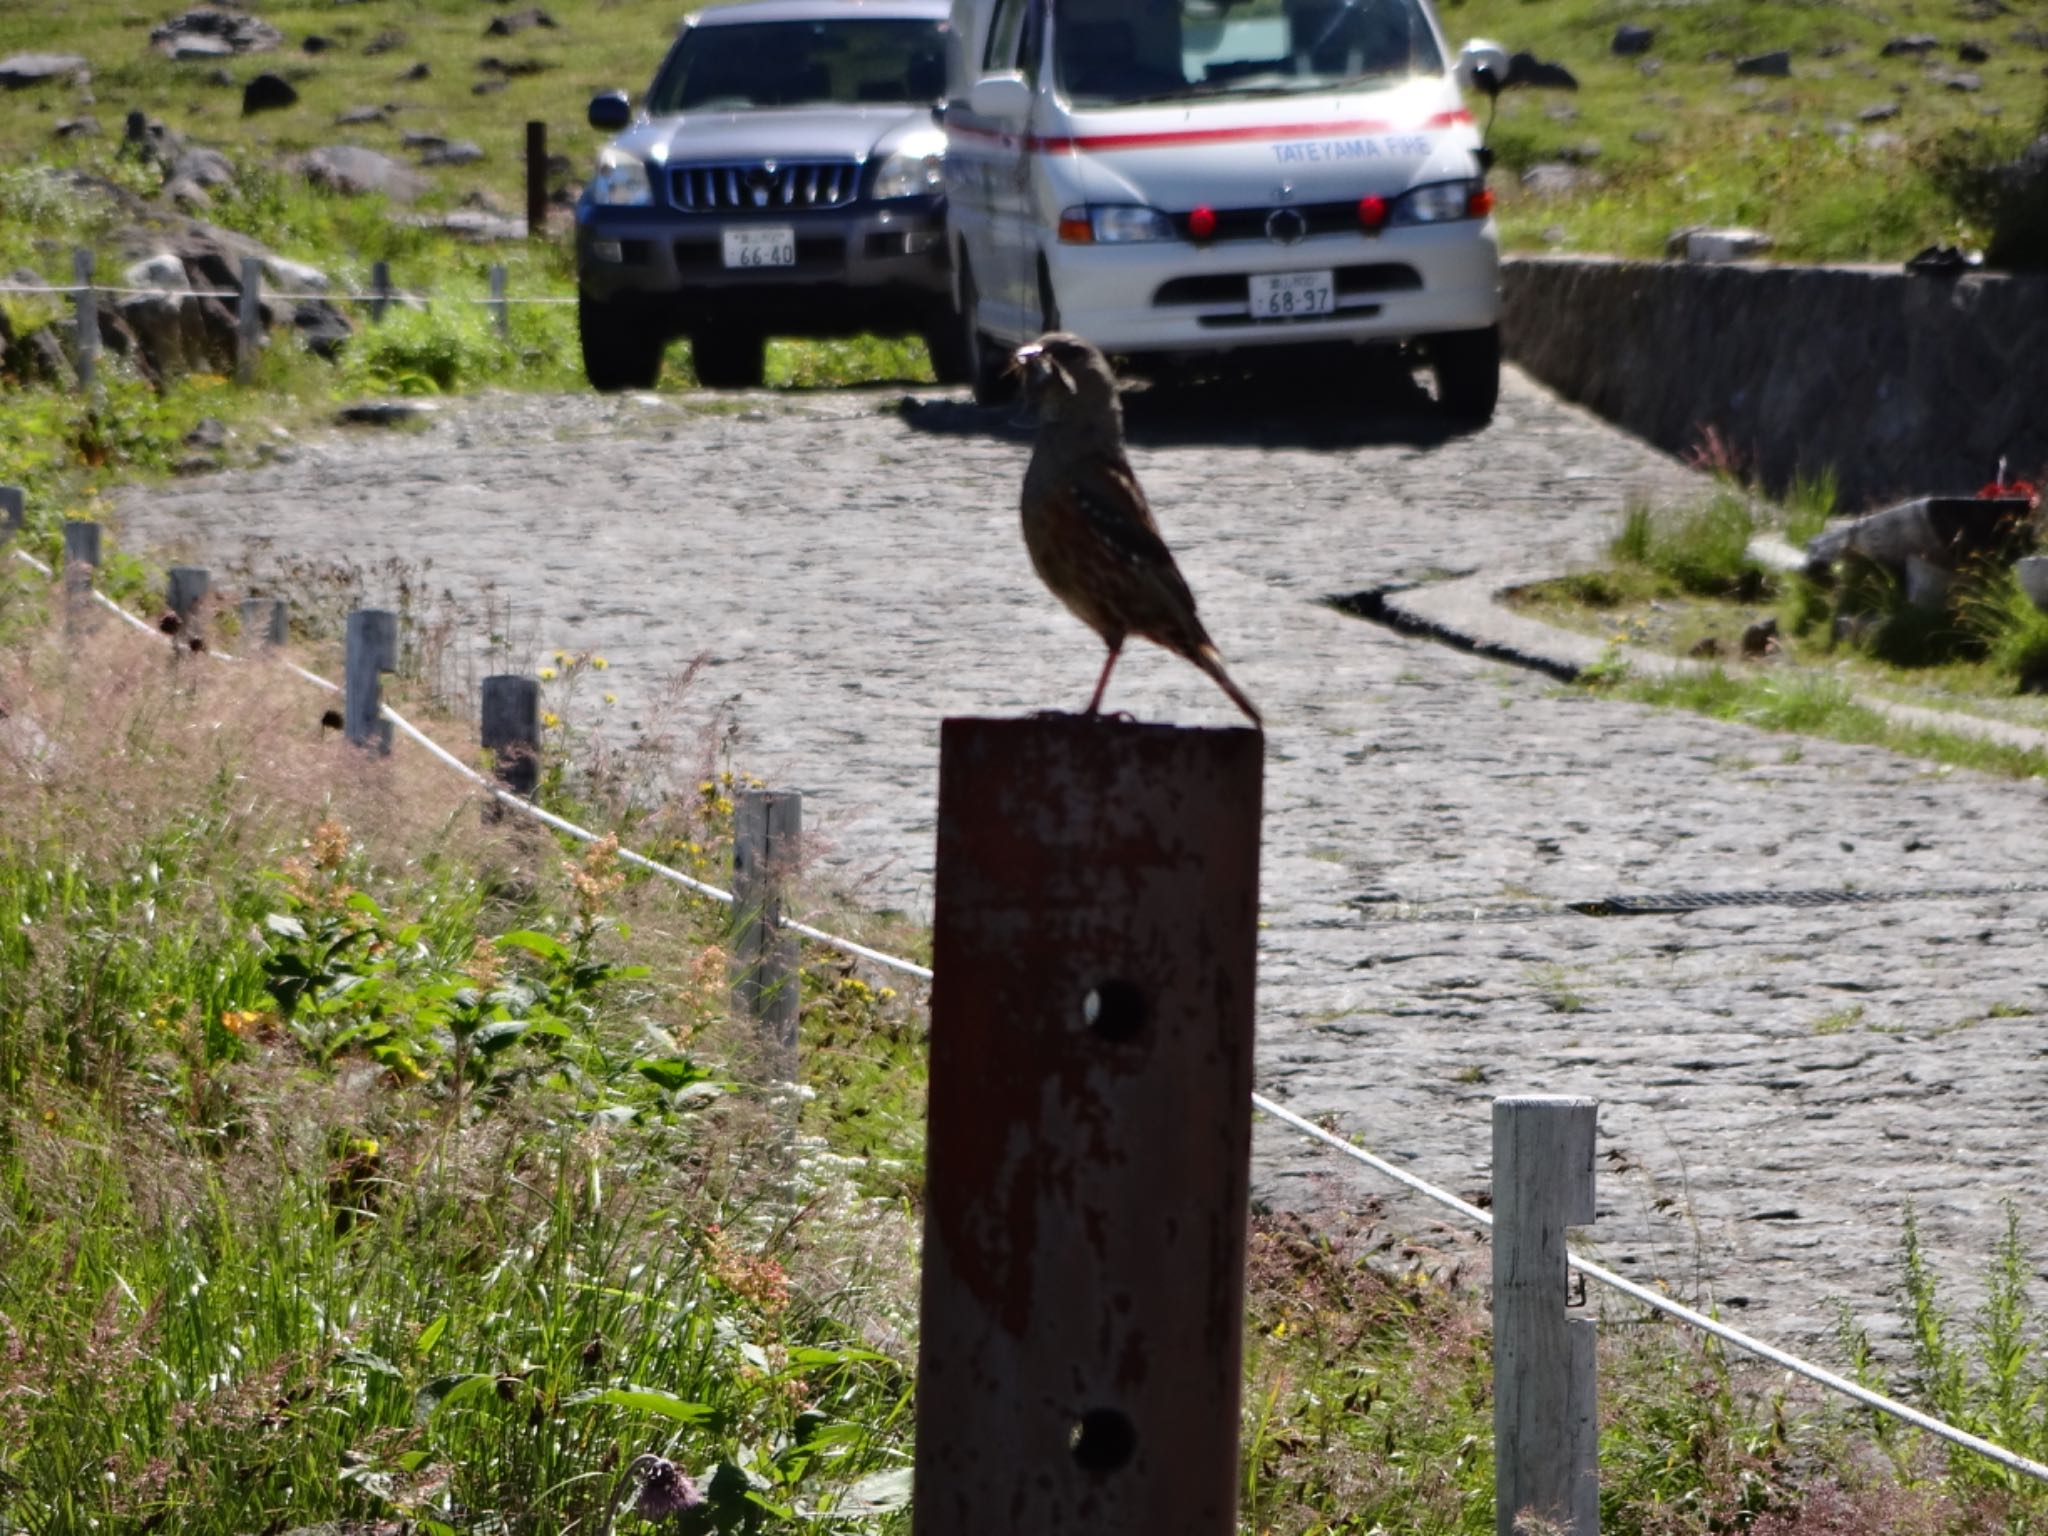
[[669, 161, 862, 212]]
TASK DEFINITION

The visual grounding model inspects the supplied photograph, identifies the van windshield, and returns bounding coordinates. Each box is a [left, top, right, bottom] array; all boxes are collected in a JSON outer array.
[[1053, 0, 1443, 106], [649, 18, 949, 111]]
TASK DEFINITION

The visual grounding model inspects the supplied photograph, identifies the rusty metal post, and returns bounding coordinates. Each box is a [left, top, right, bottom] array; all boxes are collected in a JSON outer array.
[[912, 716, 1263, 1536]]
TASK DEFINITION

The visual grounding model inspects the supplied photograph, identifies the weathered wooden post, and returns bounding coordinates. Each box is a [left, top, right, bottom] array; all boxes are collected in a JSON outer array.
[[344, 608, 398, 753], [0, 485, 22, 541], [731, 788, 803, 1073], [480, 675, 542, 798], [72, 248, 98, 395], [912, 717, 1263, 1536], [1494, 1095, 1600, 1536], [240, 596, 288, 648], [62, 519, 102, 630], [166, 565, 209, 651], [488, 264, 509, 339], [236, 256, 262, 383], [370, 260, 392, 324], [525, 121, 548, 240]]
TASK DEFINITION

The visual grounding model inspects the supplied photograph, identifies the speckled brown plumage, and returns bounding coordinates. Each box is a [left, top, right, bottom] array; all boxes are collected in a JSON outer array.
[[1016, 332, 1261, 727]]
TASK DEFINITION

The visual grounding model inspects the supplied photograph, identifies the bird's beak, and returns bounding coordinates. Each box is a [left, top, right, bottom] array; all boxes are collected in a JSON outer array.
[[1008, 342, 1041, 380]]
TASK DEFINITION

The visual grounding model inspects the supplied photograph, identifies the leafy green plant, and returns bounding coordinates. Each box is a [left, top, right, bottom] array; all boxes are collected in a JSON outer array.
[[1959, 568, 2048, 693], [1610, 491, 1768, 599]]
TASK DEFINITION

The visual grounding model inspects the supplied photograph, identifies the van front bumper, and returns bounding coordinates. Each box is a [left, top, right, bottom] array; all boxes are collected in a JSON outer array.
[[1042, 218, 1499, 353]]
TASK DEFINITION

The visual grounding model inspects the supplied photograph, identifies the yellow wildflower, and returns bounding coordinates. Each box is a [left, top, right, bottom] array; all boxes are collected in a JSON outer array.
[[542, 711, 561, 729], [538, 667, 557, 681], [603, 692, 618, 705], [591, 656, 609, 670]]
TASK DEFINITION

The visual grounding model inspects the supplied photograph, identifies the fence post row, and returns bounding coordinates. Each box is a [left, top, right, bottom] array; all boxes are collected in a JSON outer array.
[[61, 519, 101, 631], [0, 486, 22, 540], [72, 248, 98, 395], [479, 674, 541, 800], [730, 788, 803, 1075], [236, 256, 262, 384], [1493, 1095, 1601, 1536], [166, 565, 208, 651], [912, 717, 1263, 1536], [343, 608, 398, 754], [239, 596, 287, 648]]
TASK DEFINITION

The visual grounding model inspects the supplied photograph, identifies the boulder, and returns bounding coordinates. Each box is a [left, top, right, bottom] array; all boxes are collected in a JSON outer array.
[[485, 7, 557, 35], [152, 9, 283, 58], [1959, 39, 1991, 61], [1944, 71, 1984, 90], [399, 61, 430, 81], [53, 116, 102, 138], [363, 30, 405, 56], [293, 301, 352, 359], [0, 52, 87, 88], [1805, 496, 2035, 576], [1504, 51, 1578, 89], [420, 139, 484, 166], [243, 72, 299, 114], [263, 255, 330, 294], [1735, 50, 1791, 76], [1880, 34, 1940, 56], [121, 110, 185, 172], [1666, 226, 1773, 261], [477, 56, 554, 76], [293, 144, 428, 201], [171, 146, 235, 188], [118, 252, 218, 378], [335, 104, 390, 125], [301, 35, 334, 54], [1611, 24, 1655, 56], [1858, 101, 1901, 120], [164, 176, 212, 211], [1521, 162, 1590, 196], [400, 129, 446, 151]]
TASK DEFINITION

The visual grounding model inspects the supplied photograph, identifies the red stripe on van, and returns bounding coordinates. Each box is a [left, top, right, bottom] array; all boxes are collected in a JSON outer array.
[[947, 108, 1471, 153]]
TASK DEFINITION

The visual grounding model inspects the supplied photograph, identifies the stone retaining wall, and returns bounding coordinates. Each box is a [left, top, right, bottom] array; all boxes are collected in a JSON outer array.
[[1501, 254, 2048, 512]]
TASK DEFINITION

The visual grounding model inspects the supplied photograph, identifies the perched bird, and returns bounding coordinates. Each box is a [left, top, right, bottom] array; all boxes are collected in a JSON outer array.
[[1014, 333, 1261, 727]]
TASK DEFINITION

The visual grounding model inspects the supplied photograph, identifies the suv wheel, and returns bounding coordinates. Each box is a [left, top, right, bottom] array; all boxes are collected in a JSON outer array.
[[958, 259, 1013, 408], [692, 329, 766, 389], [579, 292, 668, 393], [1429, 325, 1500, 424]]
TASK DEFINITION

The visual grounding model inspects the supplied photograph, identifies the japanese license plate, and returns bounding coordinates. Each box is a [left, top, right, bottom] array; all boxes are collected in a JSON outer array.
[[1248, 269, 1335, 320], [722, 227, 796, 269]]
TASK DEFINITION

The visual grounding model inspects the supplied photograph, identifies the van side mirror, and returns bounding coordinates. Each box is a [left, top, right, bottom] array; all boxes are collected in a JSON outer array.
[[589, 90, 632, 131], [1455, 40, 1509, 96], [968, 73, 1031, 120]]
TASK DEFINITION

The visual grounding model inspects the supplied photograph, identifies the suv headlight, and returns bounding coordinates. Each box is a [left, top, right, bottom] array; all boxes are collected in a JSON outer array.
[[872, 147, 945, 200], [1058, 204, 1176, 243], [589, 151, 654, 207], [1390, 179, 1484, 224]]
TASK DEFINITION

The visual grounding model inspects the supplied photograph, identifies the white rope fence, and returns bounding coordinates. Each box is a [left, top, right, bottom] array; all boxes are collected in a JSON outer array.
[[6, 538, 2042, 1486], [6, 543, 932, 983]]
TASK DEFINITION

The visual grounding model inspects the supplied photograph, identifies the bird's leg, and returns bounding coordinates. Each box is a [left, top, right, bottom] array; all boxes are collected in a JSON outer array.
[[1084, 641, 1123, 716]]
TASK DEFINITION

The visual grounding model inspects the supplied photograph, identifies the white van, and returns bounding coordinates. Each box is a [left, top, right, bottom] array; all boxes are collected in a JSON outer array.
[[941, 0, 1506, 417]]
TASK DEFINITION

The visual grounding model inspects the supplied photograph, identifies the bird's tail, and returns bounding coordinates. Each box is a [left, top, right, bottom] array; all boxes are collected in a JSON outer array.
[[1194, 644, 1263, 729]]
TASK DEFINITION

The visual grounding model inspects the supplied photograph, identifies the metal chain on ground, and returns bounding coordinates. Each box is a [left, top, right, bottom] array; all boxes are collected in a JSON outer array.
[[1353, 882, 2048, 924], [5, 546, 933, 983], [1250, 1091, 2048, 1488], [14, 544, 2043, 1485]]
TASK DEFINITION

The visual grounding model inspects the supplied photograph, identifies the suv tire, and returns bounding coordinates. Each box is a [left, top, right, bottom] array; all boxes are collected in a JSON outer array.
[[924, 319, 974, 386], [579, 293, 668, 392], [958, 259, 1014, 407], [692, 329, 767, 389], [1430, 325, 1500, 423]]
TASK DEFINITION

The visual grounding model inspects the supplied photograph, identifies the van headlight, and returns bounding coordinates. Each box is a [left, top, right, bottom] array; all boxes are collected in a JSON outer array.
[[872, 145, 946, 200], [1390, 179, 1486, 224], [589, 151, 654, 207], [1058, 204, 1176, 243]]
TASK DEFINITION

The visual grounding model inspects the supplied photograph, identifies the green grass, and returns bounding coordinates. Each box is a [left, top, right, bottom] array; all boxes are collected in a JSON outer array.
[[1610, 489, 1768, 599]]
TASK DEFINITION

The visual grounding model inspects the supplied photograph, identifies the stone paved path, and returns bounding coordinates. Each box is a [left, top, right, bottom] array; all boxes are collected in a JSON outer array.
[[120, 370, 2048, 1353]]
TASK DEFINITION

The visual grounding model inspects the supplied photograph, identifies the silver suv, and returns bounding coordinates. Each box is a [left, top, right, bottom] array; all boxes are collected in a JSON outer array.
[[576, 0, 965, 390]]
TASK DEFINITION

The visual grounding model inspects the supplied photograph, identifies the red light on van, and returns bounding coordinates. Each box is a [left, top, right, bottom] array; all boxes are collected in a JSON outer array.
[[1187, 204, 1217, 241], [1467, 186, 1495, 218], [1057, 207, 1094, 243], [1357, 195, 1388, 232]]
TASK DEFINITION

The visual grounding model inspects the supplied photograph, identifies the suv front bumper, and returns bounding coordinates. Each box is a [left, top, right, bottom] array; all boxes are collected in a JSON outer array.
[[576, 196, 952, 335]]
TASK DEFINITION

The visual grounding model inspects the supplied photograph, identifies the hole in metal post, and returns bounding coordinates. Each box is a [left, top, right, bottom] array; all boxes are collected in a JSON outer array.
[[1069, 1408, 1137, 1473], [1081, 980, 1147, 1042]]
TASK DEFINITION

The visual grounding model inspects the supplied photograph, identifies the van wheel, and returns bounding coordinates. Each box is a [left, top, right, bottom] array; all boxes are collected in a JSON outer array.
[[924, 317, 973, 386], [959, 260, 1014, 408], [1430, 325, 1500, 423]]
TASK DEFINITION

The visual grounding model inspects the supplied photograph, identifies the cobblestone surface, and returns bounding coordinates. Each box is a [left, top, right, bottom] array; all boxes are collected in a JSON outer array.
[[120, 370, 2048, 1353]]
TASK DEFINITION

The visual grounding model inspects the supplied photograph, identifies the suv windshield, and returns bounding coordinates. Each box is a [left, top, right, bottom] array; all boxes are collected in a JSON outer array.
[[650, 18, 949, 111], [1053, 0, 1442, 106]]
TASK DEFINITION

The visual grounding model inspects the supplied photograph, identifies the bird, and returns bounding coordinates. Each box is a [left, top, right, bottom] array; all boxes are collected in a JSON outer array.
[[1013, 332, 1262, 728]]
